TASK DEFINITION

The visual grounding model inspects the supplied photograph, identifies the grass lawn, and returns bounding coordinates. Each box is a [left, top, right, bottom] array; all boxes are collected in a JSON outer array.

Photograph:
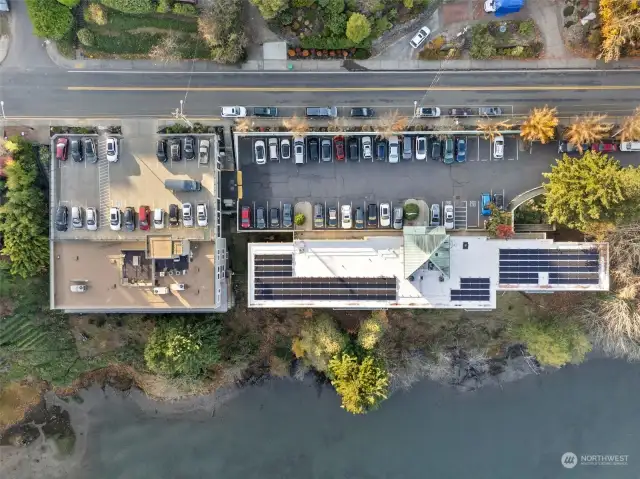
[[85, 29, 162, 55], [106, 9, 198, 33]]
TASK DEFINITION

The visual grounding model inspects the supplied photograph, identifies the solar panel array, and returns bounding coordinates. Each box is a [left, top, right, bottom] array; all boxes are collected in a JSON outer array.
[[450, 278, 491, 302], [253, 254, 397, 301], [499, 248, 600, 285]]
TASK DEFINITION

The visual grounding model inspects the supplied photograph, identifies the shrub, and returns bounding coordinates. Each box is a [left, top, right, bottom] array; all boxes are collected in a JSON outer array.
[[291, 313, 347, 372], [26, 0, 74, 40], [57, 0, 80, 6], [76, 27, 95, 46], [84, 2, 108, 25], [403, 0, 413, 8], [294, 213, 305, 225], [279, 10, 293, 25], [252, 0, 288, 18], [172, 2, 197, 15], [325, 13, 346, 36], [292, 0, 314, 6], [156, 0, 172, 12], [357, 311, 387, 350], [470, 28, 496, 59], [100, 0, 154, 13], [324, 0, 343, 15], [387, 7, 397, 22], [518, 19, 534, 37], [403, 202, 419, 220], [346, 13, 371, 44], [328, 352, 389, 414], [373, 16, 392, 37]]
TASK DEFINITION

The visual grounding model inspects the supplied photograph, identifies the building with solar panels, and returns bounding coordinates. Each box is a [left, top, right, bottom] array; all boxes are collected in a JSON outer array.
[[247, 227, 609, 310]]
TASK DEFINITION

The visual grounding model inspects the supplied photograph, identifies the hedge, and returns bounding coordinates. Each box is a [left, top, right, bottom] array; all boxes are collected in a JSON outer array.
[[100, 0, 154, 13], [26, 0, 74, 40]]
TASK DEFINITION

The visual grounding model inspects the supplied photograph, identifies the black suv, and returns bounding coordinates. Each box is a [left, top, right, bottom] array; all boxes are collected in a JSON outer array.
[[169, 204, 179, 226], [83, 138, 97, 163], [70, 138, 83, 162], [156, 139, 167, 162], [431, 138, 442, 161], [269, 207, 280, 228], [183, 136, 195, 160], [367, 203, 378, 228], [350, 107, 375, 117], [55, 205, 68, 231], [124, 207, 136, 232], [253, 107, 278, 117], [307, 138, 319, 162], [347, 137, 359, 161]]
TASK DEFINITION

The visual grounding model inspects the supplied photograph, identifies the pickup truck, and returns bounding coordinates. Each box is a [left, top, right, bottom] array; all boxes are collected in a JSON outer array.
[[199, 139, 210, 165]]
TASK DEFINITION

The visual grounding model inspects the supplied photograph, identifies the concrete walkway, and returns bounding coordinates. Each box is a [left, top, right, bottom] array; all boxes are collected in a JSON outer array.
[[2, 0, 55, 70]]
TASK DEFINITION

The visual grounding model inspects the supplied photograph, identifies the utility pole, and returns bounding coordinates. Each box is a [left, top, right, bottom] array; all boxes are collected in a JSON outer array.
[[1, 101, 6, 120], [171, 99, 192, 128]]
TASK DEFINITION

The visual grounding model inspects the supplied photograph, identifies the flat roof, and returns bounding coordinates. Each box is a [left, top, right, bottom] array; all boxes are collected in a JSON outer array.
[[247, 235, 609, 309]]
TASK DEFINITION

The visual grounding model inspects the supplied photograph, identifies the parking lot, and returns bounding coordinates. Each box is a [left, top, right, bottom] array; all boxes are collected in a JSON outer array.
[[54, 133, 217, 241]]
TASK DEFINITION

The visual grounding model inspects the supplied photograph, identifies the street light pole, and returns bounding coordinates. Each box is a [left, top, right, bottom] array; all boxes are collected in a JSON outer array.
[[1, 101, 6, 120], [413, 100, 417, 117], [171, 99, 192, 128]]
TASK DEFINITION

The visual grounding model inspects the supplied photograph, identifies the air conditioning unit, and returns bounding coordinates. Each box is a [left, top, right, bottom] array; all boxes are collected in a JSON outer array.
[[182, 270, 188, 275], [168, 270, 174, 276], [153, 287, 169, 295], [159, 271, 165, 277], [174, 271, 181, 276]]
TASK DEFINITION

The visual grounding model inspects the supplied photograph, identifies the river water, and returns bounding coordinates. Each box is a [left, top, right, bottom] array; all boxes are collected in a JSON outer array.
[[3, 358, 640, 479]]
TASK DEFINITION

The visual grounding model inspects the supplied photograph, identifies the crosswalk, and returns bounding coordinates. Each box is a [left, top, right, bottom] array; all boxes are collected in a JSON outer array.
[[97, 132, 111, 227], [454, 200, 467, 230]]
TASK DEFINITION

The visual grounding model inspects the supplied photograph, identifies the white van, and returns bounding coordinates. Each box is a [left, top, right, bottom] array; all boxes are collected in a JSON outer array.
[[268, 138, 279, 161], [620, 141, 640, 152]]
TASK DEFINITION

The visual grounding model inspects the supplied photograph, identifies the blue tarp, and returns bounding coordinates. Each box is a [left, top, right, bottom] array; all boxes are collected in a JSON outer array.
[[495, 0, 524, 17]]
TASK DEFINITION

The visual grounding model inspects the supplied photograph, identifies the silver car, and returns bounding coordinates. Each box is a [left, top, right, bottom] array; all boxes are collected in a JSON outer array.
[[379, 202, 391, 227], [86, 207, 98, 231], [388, 136, 399, 163], [444, 204, 454, 229], [393, 207, 403, 230], [430, 204, 440, 226], [361, 136, 372, 160], [182, 203, 194, 227]]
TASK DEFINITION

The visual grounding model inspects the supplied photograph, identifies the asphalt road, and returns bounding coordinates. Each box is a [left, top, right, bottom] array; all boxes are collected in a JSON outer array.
[[0, 68, 640, 118]]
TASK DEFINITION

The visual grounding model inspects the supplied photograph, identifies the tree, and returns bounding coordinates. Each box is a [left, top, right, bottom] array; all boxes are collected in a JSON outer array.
[[144, 317, 221, 377], [198, 0, 247, 64], [515, 317, 591, 368], [25, 0, 74, 40], [149, 33, 182, 64], [282, 115, 310, 136], [495, 223, 514, 239], [234, 117, 254, 132], [520, 105, 558, 144], [84, 3, 108, 25], [618, 106, 640, 143], [584, 296, 640, 361], [403, 202, 419, 221], [346, 13, 371, 44], [251, 0, 288, 20], [56, 0, 80, 6], [432, 116, 458, 140], [376, 110, 407, 139], [357, 311, 387, 350], [76, 28, 95, 47], [211, 32, 247, 64], [485, 204, 513, 237], [291, 313, 347, 372], [476, 119, 513, 140], [294, 213, 305, 226], [328, 352, 389, 414], [564, 113, 612, 152], [542, 151, 637, 231], [598, 0, 640, 63]]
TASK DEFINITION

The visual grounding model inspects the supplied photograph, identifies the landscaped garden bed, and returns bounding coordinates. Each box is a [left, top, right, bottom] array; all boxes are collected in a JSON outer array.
[[469, 19, 542, 60], [287, 45, 370, 59], [417, 34, 462, 60]]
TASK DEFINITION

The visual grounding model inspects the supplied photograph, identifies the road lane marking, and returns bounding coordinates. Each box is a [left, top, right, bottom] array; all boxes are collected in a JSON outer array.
[[66, 68, 640, 74]]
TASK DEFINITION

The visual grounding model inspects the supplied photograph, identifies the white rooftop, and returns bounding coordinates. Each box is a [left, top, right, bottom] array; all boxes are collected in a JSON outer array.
[[247, 234, 609, 310]]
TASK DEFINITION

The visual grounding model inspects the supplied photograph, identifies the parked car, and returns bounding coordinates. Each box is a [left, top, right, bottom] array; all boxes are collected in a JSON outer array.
[[444, 204, 454, 229], [256, 207, 266, 229], [314, 203, 324, 228], [253, 107, 278, 117], [169, 139, 181, 161], [182, 203, 193, 227], [361, 136, 372, 160], [431, 138, 442, 161], [443, 138, 455, 164], [72, 206, 83, 229], [308, 138, 320, 162], [55, 205, 68, 232], [294, 137, 305, 164], [241, 206, 251, 229], [479, 107, 503, 116], [70, 138, 83, 162], [493, 135, 504, 159], [109, 207, 121, 231], [254, 139, 266, 165], [350, 107, 375, 117], [106, 137, 118, 162], [409, 26, 431, 48], [354, 207, 365, 229], [153, 208, 164, 229], [388, 136, 399, 163], [83, 137, 97, 163], [481, 193, 492, 216], [416, 107, 441, 118], [591, 142, 618, 152], [621, 141, 640, 151], [367, 203, 378, 228], [393, 206, 403, 230], [334, 136, 345, 161], [280, 139, 291, 161], [376, 139, 386, 161], [341, 204, 352, 229], [402, 135, 412, 160], [182, 136, 195, 160], [86, 207, 98, 231], [169, 204, 179, 227], [156, 139, 167, 162], [198, 139, 210, 165], [493, 193, 504, 211], [558, 140, 588, 155], [327, 206, 338, 228], [139, 205, 150, 231], [55, 137, 68, 161], [124, 207, 136, 231], [455, 137, 466, 163], [379, 203, 391, 227], [268, 138, 279, 162], [430, 204, 440, 226], [269, 207, 280, 228], [347, 137, 359, 161], [448, 108, 473, 117], [415, 136, 427, 160], [220, 106, 247, 117], [321, 138, 332, 162], [282, 203, 293, 228]]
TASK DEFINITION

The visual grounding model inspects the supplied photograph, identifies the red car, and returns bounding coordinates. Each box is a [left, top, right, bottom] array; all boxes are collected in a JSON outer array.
[[138, 206, 151, 231], [56, 137, 68, 161], [334, 136, 345, 161], [591, 142, 617, 152], [241, 206, 251, 229]]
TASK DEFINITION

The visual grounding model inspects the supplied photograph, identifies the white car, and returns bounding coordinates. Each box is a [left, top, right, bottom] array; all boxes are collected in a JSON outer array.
[[444, 204, 454, 229], [221, 106, 247, 117], [379, 203, 391, 227], [620, 141, 640, 151], [198, 139, 210, 165], [86, 207, 97, 231], [341, 204, 352, 229], [109, 207, 121, 231], [361, 136, 372, 160], [280, 138, 291, 160], [182, 203, 193, 227], [416, 107, 441, 118], [415, 136, 427, 160], [106, 137, 118, 162], [294, 137, 305, 164], [153, 208, 164, 229], [493, 135, 504, 159], [197, 202, 208, 227], [254, 139, 266, 165], [409, 26, 431, 49], [484, 0, 496, 13], [388, 136, 399, 163]]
